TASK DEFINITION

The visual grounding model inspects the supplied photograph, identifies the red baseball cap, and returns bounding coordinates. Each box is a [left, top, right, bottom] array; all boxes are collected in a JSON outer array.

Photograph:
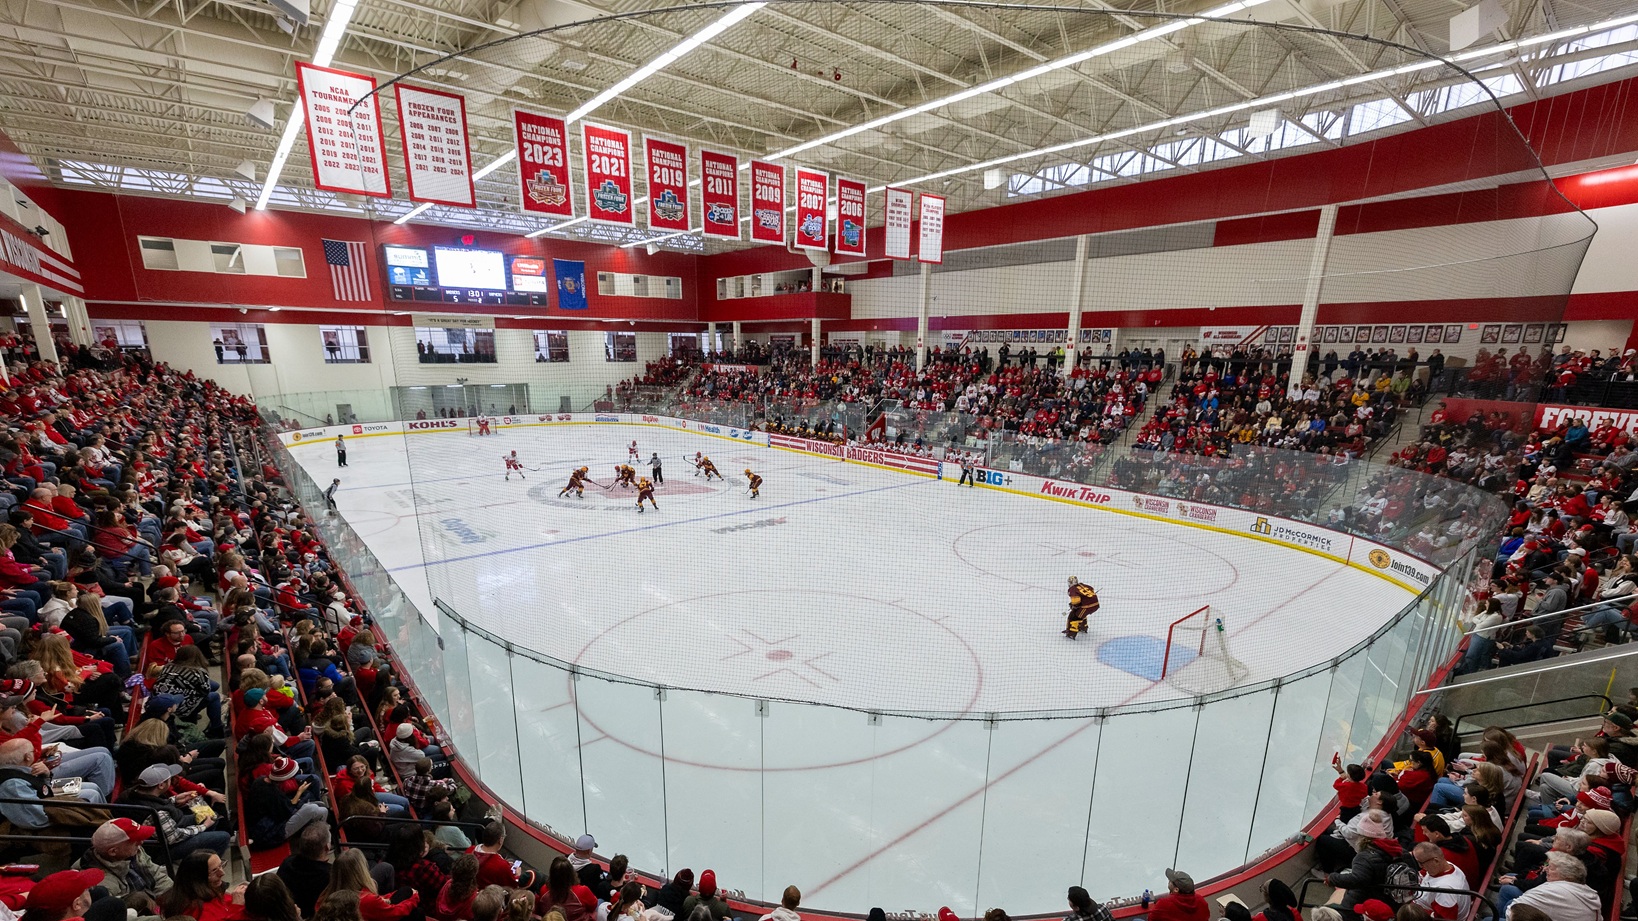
[[91, 818, 155, 850], [23, 869, 103, 912]]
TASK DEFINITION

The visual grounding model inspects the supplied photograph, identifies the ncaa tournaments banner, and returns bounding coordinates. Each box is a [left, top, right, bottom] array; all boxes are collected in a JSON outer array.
[[513, 109, 573, 217], [700, 149, 740, 240], [295, 63, 391, 198], [884, 187, 913, 259], [750, 160, 787, 245], [643, 137, 690, 232], [394, 85, 474, 207], [834, 177, 867, 257], [793, 168, 829, 251], [582, 123, 634, 226], [554, 259, 588, 310], [918, 193, 946, 264]]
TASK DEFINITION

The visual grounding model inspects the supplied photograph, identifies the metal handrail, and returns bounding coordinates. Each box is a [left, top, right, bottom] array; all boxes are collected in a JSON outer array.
[[0, 797, 176, 867], [1296, 878, 1497, 920], [1454, 694, 1612, 737], [1463, 592, 1638, 636]]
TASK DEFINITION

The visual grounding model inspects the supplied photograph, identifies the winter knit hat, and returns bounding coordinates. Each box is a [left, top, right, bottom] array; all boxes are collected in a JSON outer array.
[[698, 870, 718, 900], [1356, 812, 1394, 840], [1578, 786, 1613, 811]]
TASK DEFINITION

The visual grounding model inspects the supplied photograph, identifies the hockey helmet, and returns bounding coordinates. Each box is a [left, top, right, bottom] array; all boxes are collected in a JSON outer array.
[[577, 466, 588, 474], [744, 469, 753, 475]]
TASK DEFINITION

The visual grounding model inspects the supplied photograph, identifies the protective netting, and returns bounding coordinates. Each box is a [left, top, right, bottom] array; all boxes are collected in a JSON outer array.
[[238, 0, 1617, 912]]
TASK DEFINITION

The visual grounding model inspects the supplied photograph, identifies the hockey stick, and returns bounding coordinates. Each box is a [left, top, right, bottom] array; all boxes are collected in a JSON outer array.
[[584, 477, 612, 491]]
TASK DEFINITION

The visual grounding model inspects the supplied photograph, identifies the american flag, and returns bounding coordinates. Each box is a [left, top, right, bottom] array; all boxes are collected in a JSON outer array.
[[322, 239, 372, 302]]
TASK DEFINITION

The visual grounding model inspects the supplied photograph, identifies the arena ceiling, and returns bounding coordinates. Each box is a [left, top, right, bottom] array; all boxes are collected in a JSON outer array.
[[2, 0, 1637, 252]]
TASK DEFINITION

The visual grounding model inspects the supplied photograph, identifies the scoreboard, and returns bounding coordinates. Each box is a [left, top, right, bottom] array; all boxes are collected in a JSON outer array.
[[381, 244, 551, 306]]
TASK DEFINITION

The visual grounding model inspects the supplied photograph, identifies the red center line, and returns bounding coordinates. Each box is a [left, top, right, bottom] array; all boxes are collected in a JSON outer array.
[[806, 562, 1351, 898]]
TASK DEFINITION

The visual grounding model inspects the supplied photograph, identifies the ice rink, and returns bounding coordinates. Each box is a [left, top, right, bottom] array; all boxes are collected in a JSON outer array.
[[287, 423, 1421, 910]]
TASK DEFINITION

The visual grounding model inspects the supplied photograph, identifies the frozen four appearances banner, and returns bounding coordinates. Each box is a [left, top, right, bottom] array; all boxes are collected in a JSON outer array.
[[394, 85, 474, 208], [834, 177, 867, 257], [644, 137, 690, 233], [918, 193, 945, 265], [514, 109, 573, 217], [750, 160, 786, 245], [884, 187, 913, 259], [296, 63, 391, 198], [793, 168, 829, 251], [700, 149, 740, 240], [582, 123, 634, 226]]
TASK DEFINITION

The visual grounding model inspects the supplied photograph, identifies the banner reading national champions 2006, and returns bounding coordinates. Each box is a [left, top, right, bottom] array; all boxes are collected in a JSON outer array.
[[834, 178, 867, 257]]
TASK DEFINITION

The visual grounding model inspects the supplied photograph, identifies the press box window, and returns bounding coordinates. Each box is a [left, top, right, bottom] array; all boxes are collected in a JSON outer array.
[[320, 326, 370, 363]]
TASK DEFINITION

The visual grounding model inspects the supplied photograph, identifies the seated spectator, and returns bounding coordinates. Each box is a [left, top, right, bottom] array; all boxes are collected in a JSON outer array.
[[120, 763, 231, 861], [20, 869, 106, 921], [72, 818, 173, 901], [156, 851, 244, 921], [385, 824, 449, 906], [1147, 870, 1207, 921], [470, 821, 534, 890], [1065, 886, 1113, 921], [1317, 810, 1403, 914], [243, 875, 305, 921], [1501, 851, 1600, 921], [647, 868, 694, 921], [244, 755, 328, 850], [320, 848, 418, 921], [333, 755, 411, 817], [278, 820, 334, 918], [682, 869, 731, 921], [0, 737, 108, 838], [433, 854, 482, 921], [153, 644, 224, 737], [1410, 842, 1470, 920]]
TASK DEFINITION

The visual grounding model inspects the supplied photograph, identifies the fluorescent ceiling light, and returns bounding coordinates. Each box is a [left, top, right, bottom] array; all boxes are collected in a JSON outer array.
[[768, 0, 1272, 163], [254, 0, 361, 209], [566, 3, 765, 125], [395, 203, 432, 225]]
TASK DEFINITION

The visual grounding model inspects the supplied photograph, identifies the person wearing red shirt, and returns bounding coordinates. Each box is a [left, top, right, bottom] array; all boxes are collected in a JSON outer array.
[[146, 620, 195, 667], [1148, 869, 1209, 921], [468, 821, 536, 890]]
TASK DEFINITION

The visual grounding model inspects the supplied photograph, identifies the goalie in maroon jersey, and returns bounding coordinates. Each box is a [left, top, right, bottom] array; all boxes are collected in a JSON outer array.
[[504, 451, 526, 481], [1063, 576, 1100, 640]]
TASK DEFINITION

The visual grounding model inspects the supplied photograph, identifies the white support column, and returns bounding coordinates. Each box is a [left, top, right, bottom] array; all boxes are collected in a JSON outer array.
[[810, 317, 821, 366], [1064, 234, 1091, 376], [18, 285, 58, 364], [705, 322, 717, 354], [915, 261, 932, 372], [732, 321, 742, 351], [65, 298, 93, 347], [1288, 204, 1339, 401]]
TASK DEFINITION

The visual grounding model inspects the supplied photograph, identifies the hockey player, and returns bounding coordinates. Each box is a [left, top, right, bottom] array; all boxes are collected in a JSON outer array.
[[477, 416, 492, 436], [629, 440, 640, 461], [504, 451, 526, 481], [699, 455, 723, 481], [558, 466, 589, 499], [1063, 576, 1100, 640], [614, 464, 636, 488], [635, 477, 657, 513], [692, 451, 705, 476], [745, 469, 763, 499]]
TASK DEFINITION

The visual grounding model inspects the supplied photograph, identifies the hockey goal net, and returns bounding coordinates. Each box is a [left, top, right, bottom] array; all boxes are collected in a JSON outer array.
[[466, 417, 503, 436], [1161, 605, 1251, 695]]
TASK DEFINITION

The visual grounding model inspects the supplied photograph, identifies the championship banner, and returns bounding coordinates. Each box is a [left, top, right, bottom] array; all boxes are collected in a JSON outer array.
[[793, 168, 829, 251], [834, 177, 867, 257], [394, 85, 474, 207], [295, 63, 390, 198], [884, 187, 913, 259], [582, 123, 634, 226], [699, 149, 740, 240], [918, 193, 946, 265], [750, 160, 786, 245], [643, 137, 690, 232], [514, 109, 572, 217]]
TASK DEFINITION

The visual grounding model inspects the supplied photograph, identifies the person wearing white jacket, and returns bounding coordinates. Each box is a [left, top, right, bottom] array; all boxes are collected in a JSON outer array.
[[1504, 852, 1601, 921], [758, 887, 802, 921]]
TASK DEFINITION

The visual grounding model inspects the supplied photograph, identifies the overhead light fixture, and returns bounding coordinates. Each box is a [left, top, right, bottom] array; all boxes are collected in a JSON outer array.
[[234, 160, 257, 181], [395, 203, 432, 225], [983, 168, 1003, 190], [247, 98, 276, 130], [254, 0, 361, 210], [646, 243, 660, 256], [227, 196, 248, 214], [565, 2, 765, 125]]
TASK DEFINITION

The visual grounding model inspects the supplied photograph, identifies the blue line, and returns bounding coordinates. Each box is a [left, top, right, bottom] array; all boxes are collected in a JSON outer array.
[[386, 478, 927, 572]]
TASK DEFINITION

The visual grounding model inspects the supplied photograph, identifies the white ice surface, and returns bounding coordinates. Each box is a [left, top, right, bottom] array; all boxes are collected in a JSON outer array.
[[289, 425, 1419, 912]]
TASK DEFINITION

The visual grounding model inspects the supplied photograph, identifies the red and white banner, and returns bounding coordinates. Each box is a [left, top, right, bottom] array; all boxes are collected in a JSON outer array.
[[700, 149, 739, 240], [513, 109, 573, 217], [296, 63, 390, 198], [793, 168, 829, 250], [394, 85, 473, 207], [884, 187, 913, 259], [581, 123, 634, 226], [834, 177, 867, 257], [769, 433, 845, 459], [749, 160, 786, 245], [0, 217, 81, 294], [643, 137, 690, 232], [847, 444, 942, 476], [918, 193, 945, 264]]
